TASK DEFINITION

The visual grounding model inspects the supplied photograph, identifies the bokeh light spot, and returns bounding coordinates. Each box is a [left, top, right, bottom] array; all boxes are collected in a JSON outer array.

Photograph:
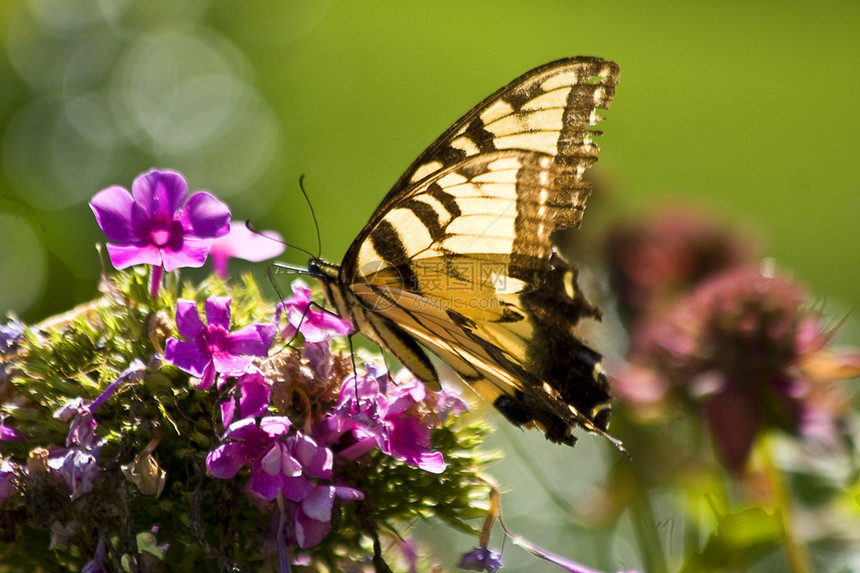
[[0, 213, 47, 315]]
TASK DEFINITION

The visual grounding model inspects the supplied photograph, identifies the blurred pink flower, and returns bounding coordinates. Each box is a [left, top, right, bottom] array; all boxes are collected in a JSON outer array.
[[604, 206, 755, 327], [620, 266, 860, 471], [209, 221, 284, 278]]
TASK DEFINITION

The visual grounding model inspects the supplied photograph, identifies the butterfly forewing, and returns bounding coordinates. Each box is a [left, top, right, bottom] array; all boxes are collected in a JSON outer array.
[[310, 57, 620, 447], [386, 57, 618, 209], [345, 152, 569, 285]]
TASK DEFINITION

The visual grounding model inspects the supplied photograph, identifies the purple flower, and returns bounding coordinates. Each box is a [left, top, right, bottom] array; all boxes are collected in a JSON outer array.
[[294, 482, 363, 548], [433, 383, 470, 424], [209, 221, 285, 278], [206, 417, 362, 549], [54, 397, 97, 448], [0, 413, 24, 443], [251, 431, 332, 502], [206, 417, 282, 479], [277, 280, 354, 343], [81, 535, 107, 573], [41, 364, 147, 501], [459, 547, 503, 572], [326, 368, 446, 474], [0, 317, 25, 353], [0, 458, 17, 504], [90, 169, 231, 272], [205, 417, 322, 502], [48, 444, 103, 500], [164, 297, 276, 389], [219, 369, 272, 428], [54, 360, 146, 448]]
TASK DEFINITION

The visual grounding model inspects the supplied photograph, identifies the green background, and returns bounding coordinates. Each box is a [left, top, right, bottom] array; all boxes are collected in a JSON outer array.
[[1, 1, 858, 571], [1, 0, 859, 322]]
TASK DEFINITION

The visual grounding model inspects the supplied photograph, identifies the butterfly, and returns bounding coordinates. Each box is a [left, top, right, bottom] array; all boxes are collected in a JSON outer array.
[[306, 57, 620, 448]]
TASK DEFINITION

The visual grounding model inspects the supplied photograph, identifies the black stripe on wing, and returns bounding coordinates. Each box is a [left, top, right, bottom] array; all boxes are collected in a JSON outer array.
[[386, 57, 619, 202]]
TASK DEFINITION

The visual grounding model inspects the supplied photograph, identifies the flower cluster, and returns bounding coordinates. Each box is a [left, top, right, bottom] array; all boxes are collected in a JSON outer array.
[[0, 169, 510, 572], [605, 207, 860, 473]]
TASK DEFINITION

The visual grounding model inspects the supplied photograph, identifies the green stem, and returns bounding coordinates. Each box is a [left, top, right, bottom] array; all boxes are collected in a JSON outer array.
[[628, 486, 669, 573], [759, 434, 812, 573]]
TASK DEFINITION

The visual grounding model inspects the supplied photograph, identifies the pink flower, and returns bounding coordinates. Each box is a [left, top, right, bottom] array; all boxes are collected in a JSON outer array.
[[604, 206, 755, 327], [277, 280, 354, 343], [206, 418, 363, 549], [164, 297, 276, 389], [324, 367, 446, 474], [219, 369, 272, 428], [209, 221, 285, 278]]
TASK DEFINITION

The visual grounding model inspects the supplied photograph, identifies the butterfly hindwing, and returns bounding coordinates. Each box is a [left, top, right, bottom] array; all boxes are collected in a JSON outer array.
[[309, 57, 620, 447]]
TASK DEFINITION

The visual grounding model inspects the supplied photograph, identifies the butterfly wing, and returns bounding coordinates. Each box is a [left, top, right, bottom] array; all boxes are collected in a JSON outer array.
[[339, 150, 613, 446], [381, 56, 619, 222]]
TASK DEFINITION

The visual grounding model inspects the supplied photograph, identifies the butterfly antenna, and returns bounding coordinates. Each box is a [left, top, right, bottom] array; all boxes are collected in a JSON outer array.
[[244, 219, 318, 262], [347, 334, 359, 378], [298, 174, 322, 258]]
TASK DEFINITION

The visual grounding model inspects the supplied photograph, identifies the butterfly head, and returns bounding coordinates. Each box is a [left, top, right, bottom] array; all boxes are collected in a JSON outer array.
[[306, 258, 338, 282]]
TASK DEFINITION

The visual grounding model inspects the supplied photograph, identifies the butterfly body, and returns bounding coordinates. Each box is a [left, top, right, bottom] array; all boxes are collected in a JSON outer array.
[[307, 57, 620, 447]]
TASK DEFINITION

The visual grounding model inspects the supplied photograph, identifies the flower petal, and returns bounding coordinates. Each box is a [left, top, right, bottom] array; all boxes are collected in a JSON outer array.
[[289, 280, 312, 306], [295, 506, 331, 549], [197, 361, 218, 389], [333, 485, 364, 502], [227, 323, 277, 357], [105, 242, 163, 270], [293, 434, 332, 479], [260, 443, 289, 476], [259, 416, 292, 438], [181, 191, 231, 238], [0, 423, 24, 442], [211, 352, 251, 377], [281, 475, 314, 502], [164, 339, 209, 378], [300, 485, 334, 522], [159, 238, 213, 271], [132, 170, 187, 220], [174, 300, 206, 339], [238, 372, 271, 419], [301, 309, 354, 343], [205, 297, 232, 330], [206, 442, 251, 479], [221, 417, 262, 441], [220, 397, 237, 429], [89, 186, 142, 243], [386, 417, 446, 474], [249, 458, 284, 500], [209, 222, 285, 278]]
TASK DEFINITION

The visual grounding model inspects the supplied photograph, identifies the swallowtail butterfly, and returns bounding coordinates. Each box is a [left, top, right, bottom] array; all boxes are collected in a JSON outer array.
[[306, 57, 620, 447]]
